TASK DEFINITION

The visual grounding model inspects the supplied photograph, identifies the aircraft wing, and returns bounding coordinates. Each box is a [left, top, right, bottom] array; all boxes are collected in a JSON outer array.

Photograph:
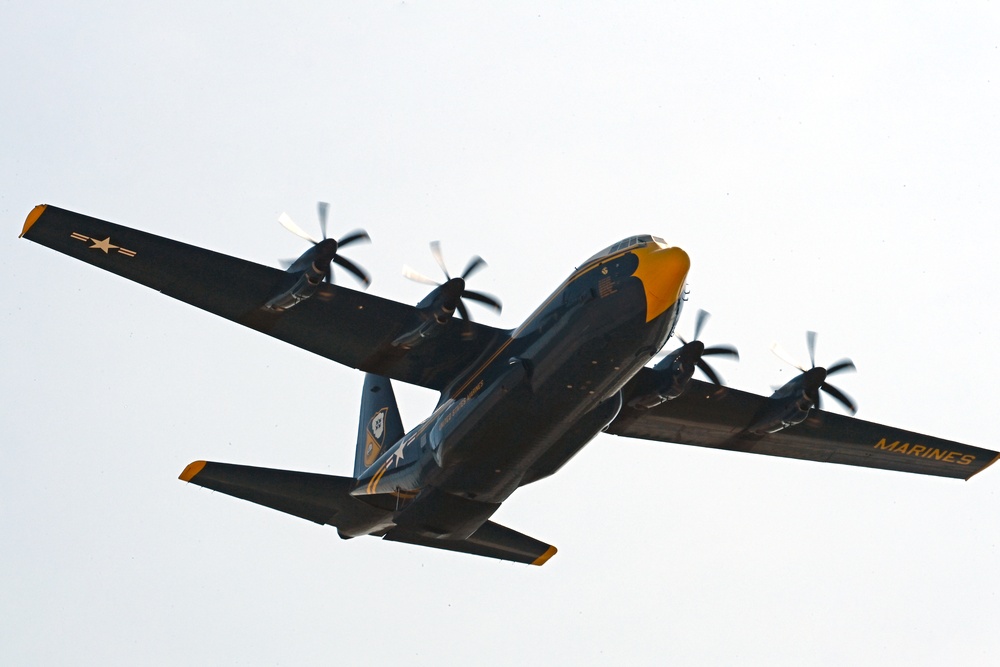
[[607, 372, 998, 480], [19, 205, 507, 391]]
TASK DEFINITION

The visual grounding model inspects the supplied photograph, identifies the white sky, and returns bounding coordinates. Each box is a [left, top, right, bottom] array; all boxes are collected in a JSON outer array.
[[3, 2, 1000, 665]]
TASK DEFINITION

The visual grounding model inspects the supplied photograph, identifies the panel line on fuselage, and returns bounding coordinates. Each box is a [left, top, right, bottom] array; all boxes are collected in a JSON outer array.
[[448, 245, 647, 400]]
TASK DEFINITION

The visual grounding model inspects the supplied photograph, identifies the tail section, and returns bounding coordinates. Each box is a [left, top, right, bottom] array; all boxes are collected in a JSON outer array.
[[355, 374, 405, 478]]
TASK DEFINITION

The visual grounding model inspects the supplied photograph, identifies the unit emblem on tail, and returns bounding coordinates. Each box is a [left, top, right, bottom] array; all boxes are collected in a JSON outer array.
[[365, 408, 388, 467]]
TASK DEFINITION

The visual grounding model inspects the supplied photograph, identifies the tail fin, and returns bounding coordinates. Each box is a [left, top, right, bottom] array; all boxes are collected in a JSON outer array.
[[355, 374, 405, 478]]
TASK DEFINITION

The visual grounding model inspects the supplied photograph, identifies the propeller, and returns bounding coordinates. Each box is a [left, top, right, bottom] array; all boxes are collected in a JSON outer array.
[[666, 309, 739, 385], [278, 201, 371, 287], [403, 241, 502, 321], [770, 331, 857, 413]]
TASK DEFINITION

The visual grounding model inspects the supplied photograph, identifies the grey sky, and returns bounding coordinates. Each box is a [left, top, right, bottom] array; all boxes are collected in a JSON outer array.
[[3, 2, 1000, 665]]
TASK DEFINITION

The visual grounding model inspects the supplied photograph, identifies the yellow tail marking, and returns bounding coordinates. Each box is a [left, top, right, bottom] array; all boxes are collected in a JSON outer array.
[[20, 205, 47, 238], [179, 460, 207, 482], [366, 458, 393, 494], [532, 545, 558, 566]]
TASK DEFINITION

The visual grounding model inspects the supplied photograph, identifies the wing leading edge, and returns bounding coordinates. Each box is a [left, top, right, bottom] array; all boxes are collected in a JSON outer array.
[[608, 372, 998, 480], [20, 205, 507, 391]]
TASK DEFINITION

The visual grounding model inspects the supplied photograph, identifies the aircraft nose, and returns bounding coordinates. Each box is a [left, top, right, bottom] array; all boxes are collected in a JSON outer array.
[[632, 245, 690, 322]]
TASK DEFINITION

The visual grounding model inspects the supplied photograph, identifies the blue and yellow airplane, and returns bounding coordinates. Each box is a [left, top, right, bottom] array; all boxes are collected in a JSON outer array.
[[20, 204, 998, 565]]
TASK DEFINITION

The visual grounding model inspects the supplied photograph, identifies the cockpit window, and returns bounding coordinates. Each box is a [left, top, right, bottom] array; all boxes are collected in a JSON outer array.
[[581, 234, 664, 265]]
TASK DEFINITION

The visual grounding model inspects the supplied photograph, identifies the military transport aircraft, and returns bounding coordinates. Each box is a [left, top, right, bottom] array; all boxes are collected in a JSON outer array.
[[19, 204, 998, 565]]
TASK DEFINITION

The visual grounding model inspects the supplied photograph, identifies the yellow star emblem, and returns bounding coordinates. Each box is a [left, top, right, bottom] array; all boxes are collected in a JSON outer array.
[[90, 237, 119, 253]]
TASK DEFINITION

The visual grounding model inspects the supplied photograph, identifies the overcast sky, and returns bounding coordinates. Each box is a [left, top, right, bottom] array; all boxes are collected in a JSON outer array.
[[4, 2, 1000, 665]]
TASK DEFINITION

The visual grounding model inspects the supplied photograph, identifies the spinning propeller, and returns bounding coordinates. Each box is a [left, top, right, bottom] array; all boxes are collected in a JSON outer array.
[[403, 241, 502, 321], [770, 331, 857, 413], [278, 201, 371, 287], [671, 309, 740, 385]]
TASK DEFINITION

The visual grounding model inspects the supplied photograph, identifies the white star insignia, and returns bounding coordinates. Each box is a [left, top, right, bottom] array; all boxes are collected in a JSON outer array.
[[90, 237, 119, 253], [392, 440, 409, 466]]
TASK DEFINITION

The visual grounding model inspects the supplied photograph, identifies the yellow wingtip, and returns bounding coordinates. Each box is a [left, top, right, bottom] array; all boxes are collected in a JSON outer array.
[[532, 545, 558, 566], [20, 204, 47, 238], [179, 460, 207, 482]]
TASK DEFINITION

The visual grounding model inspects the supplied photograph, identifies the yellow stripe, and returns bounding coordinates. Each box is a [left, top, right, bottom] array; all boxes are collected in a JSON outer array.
[[532, 545, 558, 566], [20, 205, 47, 238], [179, 460, 207, 482], [367, 459, 392, 494]]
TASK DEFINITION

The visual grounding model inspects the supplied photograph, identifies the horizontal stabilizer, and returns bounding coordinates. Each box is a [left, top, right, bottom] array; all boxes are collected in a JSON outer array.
[[384, 520, 557, 566], [179, 461, 387, 534]]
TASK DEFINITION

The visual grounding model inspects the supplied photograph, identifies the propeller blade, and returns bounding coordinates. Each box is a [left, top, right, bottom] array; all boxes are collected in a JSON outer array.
[[333, 254, 371, 287], [770, 342, 807, 372], [826, 359, 856, 376], [693, 309, 710, 341], [430, 241, 450, 280], [695, 358, 724, 385], [702, 344, 739, 360], [317, 201, 329, 240], [338, 229, 371, 248], [402, 265, 440, 286], [822, 382, 857, 414], [806, 331, 818, 368], [456, 299, 471, 321], [461, 255, 487, 280], [462, 289, 502, 313], [279, 213, 319, 245]]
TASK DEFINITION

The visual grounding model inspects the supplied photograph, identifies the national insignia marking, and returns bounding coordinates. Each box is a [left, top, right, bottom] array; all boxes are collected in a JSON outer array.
[[70, 232, 137, 258]]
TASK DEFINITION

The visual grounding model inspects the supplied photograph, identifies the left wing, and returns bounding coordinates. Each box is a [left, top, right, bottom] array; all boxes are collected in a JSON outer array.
[[20, 205, 507, 391], [608, 371, 998, 480]]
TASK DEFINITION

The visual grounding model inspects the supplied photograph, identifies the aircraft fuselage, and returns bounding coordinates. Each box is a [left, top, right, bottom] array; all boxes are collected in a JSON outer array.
[[352, 238, 690, 539]]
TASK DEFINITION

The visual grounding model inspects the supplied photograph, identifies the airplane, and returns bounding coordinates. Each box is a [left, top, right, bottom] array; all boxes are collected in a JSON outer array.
[[19, 203, 999, 566]]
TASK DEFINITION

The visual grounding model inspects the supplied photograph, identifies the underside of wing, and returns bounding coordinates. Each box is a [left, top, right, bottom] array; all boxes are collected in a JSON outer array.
[[20, 205, 507, 390], [608, 372, 998, 480]]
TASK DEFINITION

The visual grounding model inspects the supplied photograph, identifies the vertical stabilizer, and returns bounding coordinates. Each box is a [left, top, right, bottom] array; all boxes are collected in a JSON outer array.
[[355, 374, 405, 478]]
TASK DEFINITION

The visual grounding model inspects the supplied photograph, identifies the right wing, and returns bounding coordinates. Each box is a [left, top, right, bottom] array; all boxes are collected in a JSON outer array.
[[20, 205, 508, 391], [608, 372, 998, 480]]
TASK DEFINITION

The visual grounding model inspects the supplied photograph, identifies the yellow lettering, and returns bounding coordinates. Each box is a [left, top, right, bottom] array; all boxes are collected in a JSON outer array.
[[926, 448, 947, 460], [944, 451, 958, 463], [896, 443, 909, 454], [959, 454, 975, 465], [910, 445, 927, 457], [875, 439, 900, 451]]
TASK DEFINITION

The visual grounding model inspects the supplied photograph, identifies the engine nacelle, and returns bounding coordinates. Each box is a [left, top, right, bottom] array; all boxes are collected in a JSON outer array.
[[264, 240, 339, 312], [627, 348, 696, 409], [748, 391, 815, 434], [264, 270, 324, 311], [628, 374, 686, 409], [391, 279, 465, 349]]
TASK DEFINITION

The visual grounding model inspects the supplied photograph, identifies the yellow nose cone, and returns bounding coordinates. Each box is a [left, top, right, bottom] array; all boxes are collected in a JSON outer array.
[[631, 245, 690, 322]]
